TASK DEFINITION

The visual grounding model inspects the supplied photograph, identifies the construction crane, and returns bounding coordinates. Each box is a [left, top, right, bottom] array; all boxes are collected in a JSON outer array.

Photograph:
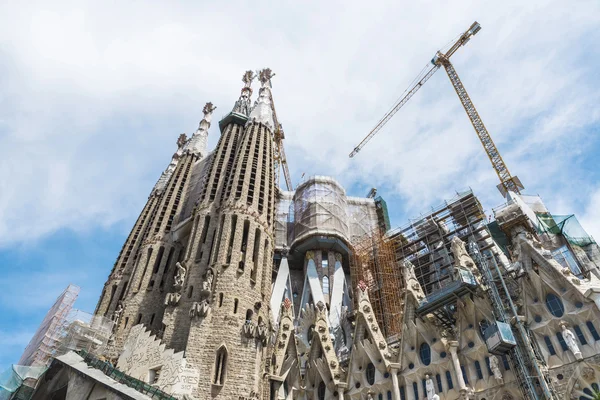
[[349, 21, 523, 197], [268, 89, 293, 191]]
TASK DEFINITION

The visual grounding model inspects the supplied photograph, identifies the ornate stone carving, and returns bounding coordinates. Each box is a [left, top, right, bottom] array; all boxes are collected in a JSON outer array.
[[256, 320, 268, 344], [425, 374, 440, 400], [404, 259, 426, 302], [174, 262, 187, 287], [164, 292, 181, 306], [201, 268, 214, 295], [243, 320, 256, 338], [451, 236, 480, 282], [189, 300, 210, 318], [561, 322, 583, 360], [112, 303, 123, 322], [581, 366, 595, 380], [489, 355, 504, 384]]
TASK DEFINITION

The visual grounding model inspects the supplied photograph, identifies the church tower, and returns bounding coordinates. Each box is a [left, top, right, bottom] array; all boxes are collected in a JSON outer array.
[[96, 105, 213, 351], [160, 69, 277, 399]]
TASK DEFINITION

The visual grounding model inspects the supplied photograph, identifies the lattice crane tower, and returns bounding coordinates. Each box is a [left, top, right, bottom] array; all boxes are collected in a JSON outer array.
[[349, 21, 524, 197]]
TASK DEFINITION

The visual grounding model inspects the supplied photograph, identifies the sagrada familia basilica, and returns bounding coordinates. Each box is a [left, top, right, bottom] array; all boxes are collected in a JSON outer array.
[[17, 69, 600, 400]]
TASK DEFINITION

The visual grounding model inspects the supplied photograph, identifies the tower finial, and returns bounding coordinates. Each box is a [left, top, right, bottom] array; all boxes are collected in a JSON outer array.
[[242, 70, 256, 89], [184, 101, 215, 158], [258, 68, 275, 88], [202, 102, 217, 120], [248, 68, 275, 131], [232, 71, 256, 116]]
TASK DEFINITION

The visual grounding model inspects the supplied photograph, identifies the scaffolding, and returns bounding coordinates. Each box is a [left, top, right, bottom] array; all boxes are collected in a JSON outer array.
[[388, 190, 489, 297], [351, 230, 405, 344], [18, 284, 114, 369], [19, 284, 80, 367]]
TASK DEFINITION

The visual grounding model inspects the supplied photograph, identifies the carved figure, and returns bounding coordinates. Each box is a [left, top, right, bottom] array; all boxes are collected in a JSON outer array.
[[489, 355, 504, 384], [202, 268, 214, 293], [174, 262, 187, 287], [451, 236, 482, 283], [425, 374, 440, 400], [112, 303, 123, 322], [561, 323, 583, 360], [177, 133, 187, 148]]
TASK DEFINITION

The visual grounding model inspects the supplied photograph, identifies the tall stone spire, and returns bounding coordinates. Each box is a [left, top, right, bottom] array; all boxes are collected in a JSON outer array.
[[185, 102, 216, 158], [231, 70, 256, 116], [248, 68, 275, 131]]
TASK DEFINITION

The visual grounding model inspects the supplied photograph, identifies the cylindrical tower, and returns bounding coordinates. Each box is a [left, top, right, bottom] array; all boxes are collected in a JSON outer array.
[[105, 104, 213, 353], [174, 69, 277, 399]]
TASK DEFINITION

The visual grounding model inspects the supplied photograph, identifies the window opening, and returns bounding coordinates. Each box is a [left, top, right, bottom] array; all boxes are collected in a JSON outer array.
[[587, 321, 600, 341], [234, 299, 238, 314], [419, 343, 431, 366], [445, 371, 453, 390], [213, 347, 227, 385], [545, 293, 565, 317], [574, 325, 588, 345], [366, 363, 375, 385]]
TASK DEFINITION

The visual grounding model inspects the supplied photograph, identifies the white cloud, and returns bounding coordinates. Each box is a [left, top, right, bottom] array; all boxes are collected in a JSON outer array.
[[0, 0, 599, 246]]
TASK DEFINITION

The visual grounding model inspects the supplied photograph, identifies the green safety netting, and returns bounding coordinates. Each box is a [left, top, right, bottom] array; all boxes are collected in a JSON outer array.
[[536, 213, 596, 247], [0, 365, 46, 400]]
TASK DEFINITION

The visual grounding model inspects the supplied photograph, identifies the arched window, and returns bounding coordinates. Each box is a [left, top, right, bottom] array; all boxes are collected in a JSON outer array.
[[246, 309, 253, 321], [574, 325, 588, 345], [366, 363, 376, 385], [587, 321, 600, 341], [188, 286, 193, 298], [400, 386, 406, 400], [485, 357, 493, 375], [461, 366, 469, 385], [378, 394, 383, 400], [445, 371, 453, 390], [474, 361, 483, 379], [318, 381, 326, 400], [556, 332, 569, 351], [436, 374, 442, 392], [213, 346, 227, 385], [545, 293, 565, 317], [387, 391, 392, 400], [233, 299, 239, 314], [544, 336, 556, 355], [412, 382, 419, 400], [322, 276, 329, 295], [419, 342, 431, 366], [219, 293, 224, 307]]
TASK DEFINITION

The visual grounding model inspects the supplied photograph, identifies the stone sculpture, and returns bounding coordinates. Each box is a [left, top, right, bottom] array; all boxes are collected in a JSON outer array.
[[561, 322, 583, 360], [174, 262, 187, 287], [489, 355, 504, 384], [425, 374, 440, 400], [202, 268, 214, 293], [112, 303, 123, 322]]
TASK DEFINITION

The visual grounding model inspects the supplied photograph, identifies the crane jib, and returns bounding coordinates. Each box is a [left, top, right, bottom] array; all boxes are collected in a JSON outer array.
[[349, 21, 524, 196]]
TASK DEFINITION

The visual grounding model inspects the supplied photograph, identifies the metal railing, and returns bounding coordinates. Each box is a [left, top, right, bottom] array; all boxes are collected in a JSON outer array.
[[77, 350, 177, 400]]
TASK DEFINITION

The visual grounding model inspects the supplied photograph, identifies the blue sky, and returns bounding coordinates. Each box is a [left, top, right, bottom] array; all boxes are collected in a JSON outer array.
[[1, 1, 599, 369]]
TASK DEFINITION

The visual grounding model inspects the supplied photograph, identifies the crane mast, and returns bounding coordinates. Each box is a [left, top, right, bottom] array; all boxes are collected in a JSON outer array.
[[349, 21, 523, 197]]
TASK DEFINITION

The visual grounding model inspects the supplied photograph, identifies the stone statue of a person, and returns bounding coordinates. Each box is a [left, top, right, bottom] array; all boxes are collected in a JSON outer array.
[[425, 374, 439, 400], [202, 268, 214, 292], [112, 303, 123, 322], [561, 323, 583, 360], [174, 262, 187, 286], [489, 355, 504, 384]]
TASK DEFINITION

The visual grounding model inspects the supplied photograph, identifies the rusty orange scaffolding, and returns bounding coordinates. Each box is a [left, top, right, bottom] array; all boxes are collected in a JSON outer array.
[[351, 230, 405, 344]]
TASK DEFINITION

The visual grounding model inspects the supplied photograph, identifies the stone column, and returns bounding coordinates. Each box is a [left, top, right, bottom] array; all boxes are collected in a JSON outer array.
[[336, 386, 345, 400], [390, 363, 401, 400], [448, 341, 467, 390]]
